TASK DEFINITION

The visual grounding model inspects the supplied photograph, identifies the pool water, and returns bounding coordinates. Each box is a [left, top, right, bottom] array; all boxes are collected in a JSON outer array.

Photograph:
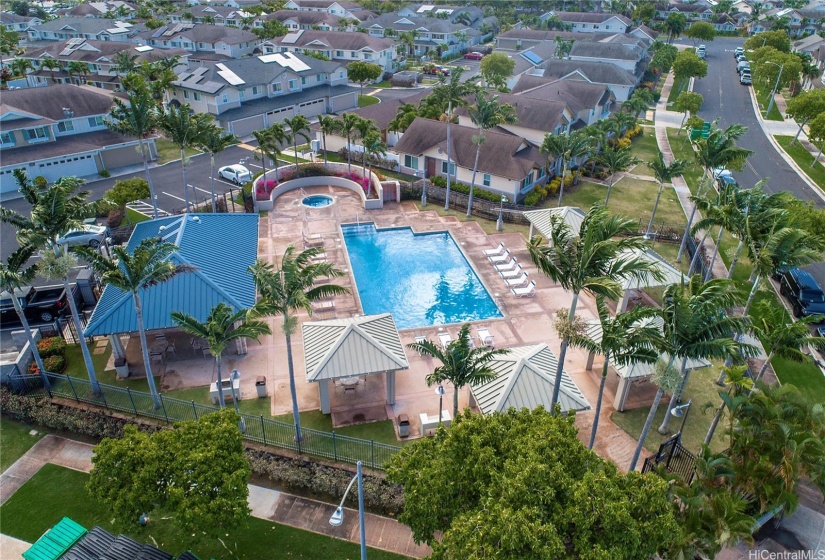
[[342, 223, 502, 329], [302, 195, 333, 207]]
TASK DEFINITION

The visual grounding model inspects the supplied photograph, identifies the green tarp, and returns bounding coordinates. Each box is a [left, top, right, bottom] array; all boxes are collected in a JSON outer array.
[[23, 517, 87, 560]]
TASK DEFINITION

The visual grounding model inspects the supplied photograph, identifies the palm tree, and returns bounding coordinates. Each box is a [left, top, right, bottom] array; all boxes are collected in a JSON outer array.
[[407, 323, 507, 418], [622, 95, 649, 119], [752, 303, 825, 381], [721, 186, 786, 280], [113, 51, 139, 75], [568, 296, 661, 449], [353, 117, 379, 180], [645, 150, 689, 238], [108, 75, 160, 219], [157, 103, 214, 212], [137, 60, 178, 104], [690, 183, 753, 280], [629, 276, 750, 470], [387, 103, 418, 135], [362, 131, 387, 197], [197, 125, 238, 213], [595, 145, 639, 205], [249, 247, 349, 441], [541, 130, 591, 207], [39, 58, 61, 83], [284, 114, 311, 169], [0, 247, 49, 388], [317, 115, 340, 169], [266, 123, 289, 179], [66, 61, 89, 84], [2, 170, 100, 392], [339, 113, 362, 175], [465, 92, 517, 217], [77, 239, 195, 408], [527, 204, 661, 412], [172, 303, 270, 408], [8, 58, 32, 80]]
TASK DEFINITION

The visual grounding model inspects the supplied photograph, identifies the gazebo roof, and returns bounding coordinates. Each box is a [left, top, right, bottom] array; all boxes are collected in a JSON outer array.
[[302, 313, 409, 382], [523, 206, 586, 239], [84, 214, 259, 336], [617, 247, 684, 291], [585, 317, 711, 380], [470, 344, 590, 415]]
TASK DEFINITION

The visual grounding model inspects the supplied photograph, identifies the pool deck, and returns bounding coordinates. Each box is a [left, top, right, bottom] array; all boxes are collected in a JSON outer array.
[[253, 185, 650, 472]]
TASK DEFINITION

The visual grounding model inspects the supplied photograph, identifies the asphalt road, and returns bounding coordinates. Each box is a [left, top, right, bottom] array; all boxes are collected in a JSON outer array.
[[691, 37, 825, 283]]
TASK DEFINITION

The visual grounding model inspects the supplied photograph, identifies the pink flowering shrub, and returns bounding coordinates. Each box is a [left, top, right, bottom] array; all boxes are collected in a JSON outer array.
[[335, 172, 371, 192], [255, 179, 277, 201]]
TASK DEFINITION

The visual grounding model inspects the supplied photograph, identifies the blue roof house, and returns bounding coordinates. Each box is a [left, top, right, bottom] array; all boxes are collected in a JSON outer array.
[[84, 214, 260, 337]]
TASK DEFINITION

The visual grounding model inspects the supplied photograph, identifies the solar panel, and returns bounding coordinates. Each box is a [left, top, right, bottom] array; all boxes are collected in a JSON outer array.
[[282, 52, 310, 72], [216, 62, 246, 85], [134, 45, 153, 52], [151, 25, 168, 38], [521, 50, 543, 65], [66, 37, 84, 46], [281, 30, 303, 44], [258, 53, 280, 63]]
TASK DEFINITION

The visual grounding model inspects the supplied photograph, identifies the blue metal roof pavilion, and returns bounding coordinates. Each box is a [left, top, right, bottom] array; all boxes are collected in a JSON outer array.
[[84, 213, 259, 337]]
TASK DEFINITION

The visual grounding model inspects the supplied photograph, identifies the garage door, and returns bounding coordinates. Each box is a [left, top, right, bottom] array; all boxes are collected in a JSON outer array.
[[232, 115, 266, 138], [36, 154, 98, 183], [298, 98, 325, 119]]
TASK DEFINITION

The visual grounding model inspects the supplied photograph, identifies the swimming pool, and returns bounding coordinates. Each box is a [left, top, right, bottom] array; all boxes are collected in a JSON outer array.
[[342, 223, 502, 329], [302, 195, 333, 207]]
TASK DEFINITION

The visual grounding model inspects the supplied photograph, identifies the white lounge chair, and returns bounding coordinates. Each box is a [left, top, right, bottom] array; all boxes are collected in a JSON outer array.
[[414, 335, 427, 356], [477, 328, 494, 347], [304, 232, 324, 241], [499, 264, 523, 279], [505, 272, 529, 288], [312, 300, 335, 311], [488, 250, 511, 265], [310, 252, 328, 262], [511, 281, 537, 298], [483, 242, 506, 258], [495, 257, 518, 272], [438, 332, 452, 349]]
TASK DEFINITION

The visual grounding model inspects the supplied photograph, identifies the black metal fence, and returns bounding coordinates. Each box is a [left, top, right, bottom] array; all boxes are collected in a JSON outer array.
[[641, 433, 697, 483], [12, 372, 401, 470]]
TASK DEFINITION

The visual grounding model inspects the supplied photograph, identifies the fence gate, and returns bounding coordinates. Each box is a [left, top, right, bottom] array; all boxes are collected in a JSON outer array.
[[641, 433, 697, 482]]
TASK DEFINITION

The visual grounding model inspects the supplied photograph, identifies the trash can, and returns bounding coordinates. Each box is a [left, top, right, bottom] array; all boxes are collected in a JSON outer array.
[[256, 376, 267, 398], [397, 414, 410, 438], [114, 357, 129, 379]]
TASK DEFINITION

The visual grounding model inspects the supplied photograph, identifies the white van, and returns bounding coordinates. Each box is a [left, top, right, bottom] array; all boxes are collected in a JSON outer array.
[[737, 60, 750, 74]]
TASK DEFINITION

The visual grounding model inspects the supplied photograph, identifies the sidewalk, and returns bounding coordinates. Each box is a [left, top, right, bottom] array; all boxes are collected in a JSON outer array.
[[0, 435, 430, 559]]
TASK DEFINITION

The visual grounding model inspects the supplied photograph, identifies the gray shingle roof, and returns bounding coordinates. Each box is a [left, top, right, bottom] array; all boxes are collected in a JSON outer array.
[[23, 39, 188, 65], [291, 0, 364, 8], [150, 22, 257, 45], [367, 13, 476, 34], [266, 9, 342, 26], [29, 16, 139, 34], [570, 40, 643, 61], [539, 59, 637, 85], [1, 84, 117, 126], [548, 10, 632, 26], [455, 91, 570, 134], [269, 29, 394, 51], [511, 74, 613, 113]]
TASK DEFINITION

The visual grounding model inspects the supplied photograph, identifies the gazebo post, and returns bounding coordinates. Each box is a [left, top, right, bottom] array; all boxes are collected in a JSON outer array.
[[528, 223, 534, 238], [109, 334, 126, 360], [319, 380, 331, 414], [385, 370, 396, 405], [585, 351, 596, 371], [619, 291, 631, 313], [613, 376, 631, 412]]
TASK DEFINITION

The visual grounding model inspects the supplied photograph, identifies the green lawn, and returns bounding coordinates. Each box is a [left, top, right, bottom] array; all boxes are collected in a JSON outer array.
[[667, 75, 690, 104], [628, 128, 659, 177], [272, 410, 407, 447], [164, 384, 273, 417], [64, 343, 161, 394], [124, 208, 150, 224], [754, 83, 784, 121], [358, 95, 380, 108], [0, 464, 408, 560], [774, 135, 825, 191], [154, 138, 201, 165], [665, 129, 704, 194], [0, 417, 46, 472]]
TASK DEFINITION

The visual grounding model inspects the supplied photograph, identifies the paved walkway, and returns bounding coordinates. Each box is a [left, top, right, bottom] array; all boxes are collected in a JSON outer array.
[[0, 435, 430, 559]]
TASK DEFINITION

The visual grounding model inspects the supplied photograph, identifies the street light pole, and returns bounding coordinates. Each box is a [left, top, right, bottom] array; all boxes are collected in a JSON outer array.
[[329, 461, 367, 560], [765, 61, 784, 117], [230, 369, 245, 433], [670, 400, 692, 443], [435, 384, 445, 426], [496, 195, 507, 231]]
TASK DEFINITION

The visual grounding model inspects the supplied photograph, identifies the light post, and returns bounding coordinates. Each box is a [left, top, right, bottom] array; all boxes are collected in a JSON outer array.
[[496, 195, 507, 231], [765, 60, 784, 117], [670, 400, 692, 442], [329, 460, 367, 560], [230, 369, 245, 433], [435, 384, 446, 426]]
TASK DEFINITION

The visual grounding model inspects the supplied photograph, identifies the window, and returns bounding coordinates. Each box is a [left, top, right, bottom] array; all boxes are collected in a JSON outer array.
[[239, 89, 245, 98], [336, 50, 344, 57], [441, 161, 456, 175], [537, 167, 545, 178], [87, 116, 105, 128], [301, 76, 307, 85], [339, 71, 344, 79], [288, 79, 299, 90], [222, 93, 228, 103], [0, 131, 14, 146], [482, 173, 491, 187], [363, 52, 372, 60], [520, 172, 534, 189], [57, 120, 75, 132], [271, 83, 282, 93], [25, 126, 49, 140], [404, 155, 418, 170], [252, 86, 259, 95], [194, 92, 201, 101], [316, 74, 323, 82], [432, 33, 444, 40], [183, 90, 190, 99]]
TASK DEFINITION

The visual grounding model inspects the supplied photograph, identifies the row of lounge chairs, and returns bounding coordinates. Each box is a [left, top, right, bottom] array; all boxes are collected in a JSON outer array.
[[414, 327, 495, 354], [483, 242, 536, 298]]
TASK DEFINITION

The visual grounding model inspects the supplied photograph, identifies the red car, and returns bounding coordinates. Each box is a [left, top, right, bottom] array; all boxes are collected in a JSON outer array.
[[464, 52, 484, 60]]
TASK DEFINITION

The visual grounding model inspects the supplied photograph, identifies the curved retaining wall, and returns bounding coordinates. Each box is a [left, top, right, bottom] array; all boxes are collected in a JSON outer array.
[[256, 162, 383, 211]]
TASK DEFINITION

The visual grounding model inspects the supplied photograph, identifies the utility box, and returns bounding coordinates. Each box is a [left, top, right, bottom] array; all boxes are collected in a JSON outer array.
[[255, 376, 267, 398], [397, 414, 410, 438], [114, 357, 129, 379], [75, 268, 98, 307]]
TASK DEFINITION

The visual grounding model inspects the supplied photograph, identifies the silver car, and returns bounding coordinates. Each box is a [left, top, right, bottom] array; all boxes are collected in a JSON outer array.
[[57, 224, 109, 247]]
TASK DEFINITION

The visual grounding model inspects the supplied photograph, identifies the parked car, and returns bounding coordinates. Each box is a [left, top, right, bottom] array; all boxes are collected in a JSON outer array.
[[779, 268, 825, 319], [0, 285, 72, 324], [718, 174, 739, 189], [740, 71, 752, 85], [422, 64, 450, 76], [734, 47, 744, 58], [56, 224, 109, 248], [464, 52, 484, 60], [697, 45, 706, 59], [218, 164, 252, 185], [737, 60, 750, 74]]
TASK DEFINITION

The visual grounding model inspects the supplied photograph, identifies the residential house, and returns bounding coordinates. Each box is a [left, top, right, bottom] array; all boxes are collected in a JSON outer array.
[[711, 14, 739, 32], [751, 7, 806, 34], [171, 51, 357, 136], [261, 10, 344, 31], [629, 24, 659, 43], [0, 84, 156, 192], [793, 32, 825, 72], [654, 3, 715, 21], [731, 0, 753, 14], [139, 23, 259, 59], [535, 59, 638, 101], [59, 1, 137, 19], [283, 0, 373, 21], [185, 0, 261, 9], [495, 28, 590, 51], [22, 39, 190, 91], [0, 11, 43, 33], [396, 4, 488, 30], [169, 5, 254, 27], [511, 74, 615, 128], [568, 40, 647, 74], [365, 13, 481, 58], [504, 42, 559, 89], [393, 117, 548, 202], [540, 11, 632, 34], [27, 17, 141, 42], [262, 30, 397, 72]]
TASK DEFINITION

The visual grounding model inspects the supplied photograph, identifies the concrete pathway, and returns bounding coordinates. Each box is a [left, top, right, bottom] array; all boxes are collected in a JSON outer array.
[[0, 435, 430, 559]]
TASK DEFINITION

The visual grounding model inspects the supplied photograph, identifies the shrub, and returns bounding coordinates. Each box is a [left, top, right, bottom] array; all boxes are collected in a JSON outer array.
[[34, 176, 48, 187], [653, 91, 662, 103], [615, 137, 632, 149], [106, 208, 124, 228], [429, 176, 447, 188], [292, 163, 334, 179], [28, 355, 66, 374], [523, 190, 542, 206], [255, 178, 277, 201], [99, 170, 111, 178], [37, 337, 66, 359], [335, 171, 370, 192], [105, 177, 150, 207]]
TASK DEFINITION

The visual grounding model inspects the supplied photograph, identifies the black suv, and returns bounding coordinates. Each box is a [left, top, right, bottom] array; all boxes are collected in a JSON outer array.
[[779, 268, 825, 320]]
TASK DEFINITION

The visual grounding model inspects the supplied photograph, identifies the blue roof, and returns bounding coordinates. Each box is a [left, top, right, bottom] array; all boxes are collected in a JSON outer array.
[[84, 214, 259, 336]]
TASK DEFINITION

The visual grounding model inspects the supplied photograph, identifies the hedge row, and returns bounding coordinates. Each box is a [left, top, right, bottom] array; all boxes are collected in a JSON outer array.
[[427, 175, 511, 204]]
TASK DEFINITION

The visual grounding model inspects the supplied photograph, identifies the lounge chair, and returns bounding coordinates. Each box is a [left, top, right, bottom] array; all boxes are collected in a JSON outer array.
[[310, 252, 327, 262], [495, 257, 518, 272], [303, 233, 325, 247], [488, 250, 511, 265], [477, 328, 494, 347], [305, 232, 323, 241], [499, 264, 523, 279], [483, 242, 506, 258], [312, 300, 335, 311], [511, 280, 537, 298], [438, 332, 452, 349], [505, 272, 529, 288], [414, 335, 427, 356]]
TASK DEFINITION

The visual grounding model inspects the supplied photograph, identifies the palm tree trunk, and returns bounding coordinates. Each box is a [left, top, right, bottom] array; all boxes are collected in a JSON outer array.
[[811, 145, 823, 168], [322, 131, 328, 169], [551, 293, 579, 412], [466, 141, 482, 218], [604, 174, 616, 205], [645, 182, 664, 238], [677, 172, 711, 262], [444, 103, 453, 210], [658, 357, 689, 434], [367, 159, 373, 198], [727, 240, 744, 279], [139, 138, 158, 219], [12, 294, 49, 389], [453, 381, 459, 419], [704, 394, 726, 445], [704, 227, 724, 282], [361, 144, 367, 182], [181, 148, 190, 212], [557, 161, 568, 207], [62, 271, 99, 393], [293, 139, 299, 170], [629, 386, 665, 471], [346, 134, 352, 175], [588, 356, 609, 449], [134, 292, 161, 408], [284, 313, 303, 442], [688, 230, 710, 276], [210, 154, 217, 213], [215, 354, 226, 408], [755, 351, 776, 381]]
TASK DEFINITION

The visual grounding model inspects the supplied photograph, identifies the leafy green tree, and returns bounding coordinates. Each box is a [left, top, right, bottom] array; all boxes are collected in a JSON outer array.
[[252, 19, 288, 39], [108, 75, 160, 219], [88, 409, 251, 535], [362, 131, 386, 196], [197, 125, 238, 213], [407, 323, 507, 418], [540, 130, 590, 206], [250, 247, 349, 441], [690, 182, 754, 279], [751, 48, 803, 92], [104, 178, 150, 209], [786, 88, 825, 144], [0, 27, 21, 68], [645, 150, 689, 239], [650, 42, 679, 72], [674, 91, 704, 132], [479, 52, 515, 89], [387, 103, 418, 134], [172, 303, 270, 408], [672, 50, 708, 90], [685, 21, 716, 45], [596, 145, 639, 205], [528, 205, 660, 413], [752, 302, 825, 381], [347, 61, 382, 97], [386, 407, 679, 558], [744, 30, 791, 52], [317, 115, 340, 169], [807, 112, 825, 165], [157, 103, 214, 212], [465, 92, 517, 216], [554, 36, 574, 59], [9, 58, 33, 79]]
